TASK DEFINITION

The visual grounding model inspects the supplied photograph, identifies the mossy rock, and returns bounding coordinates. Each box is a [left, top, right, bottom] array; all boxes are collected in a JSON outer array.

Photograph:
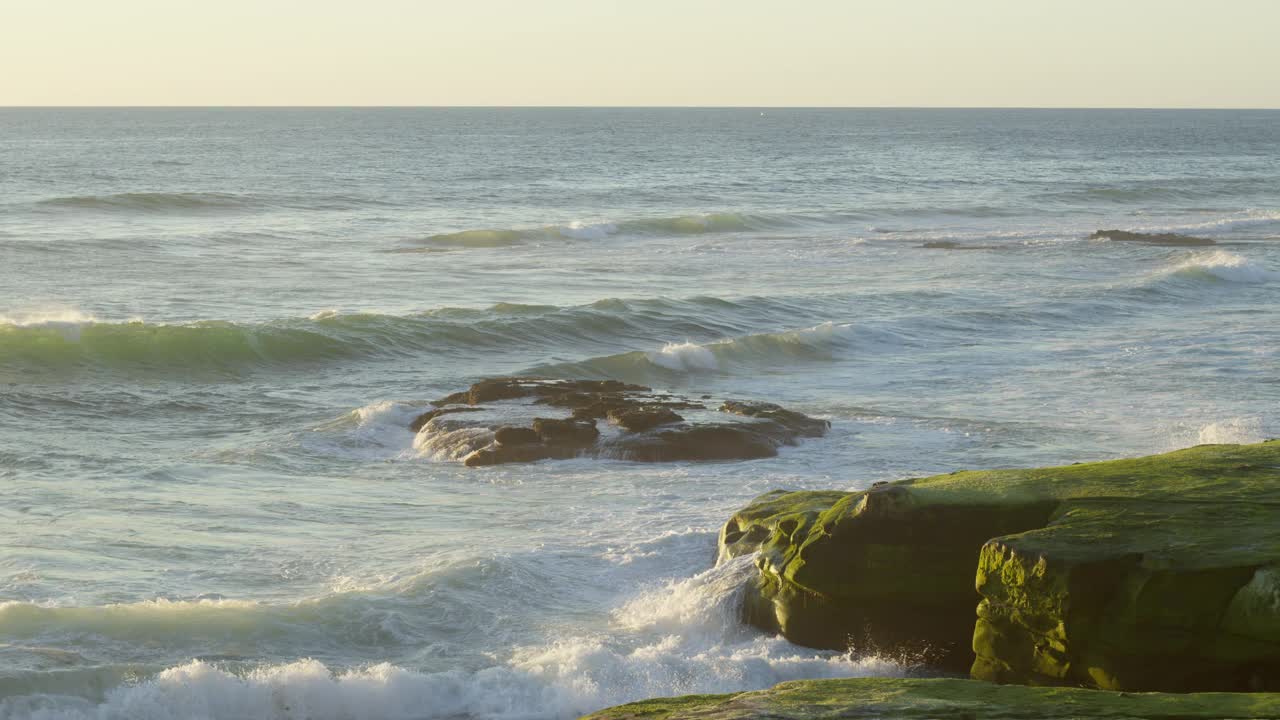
[[581, 677, 1280, 719], [718, 441, 1280, 690]]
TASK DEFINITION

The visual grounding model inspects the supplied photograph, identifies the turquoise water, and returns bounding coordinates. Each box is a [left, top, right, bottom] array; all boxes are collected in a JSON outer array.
[[1, 108, 1278, 719]]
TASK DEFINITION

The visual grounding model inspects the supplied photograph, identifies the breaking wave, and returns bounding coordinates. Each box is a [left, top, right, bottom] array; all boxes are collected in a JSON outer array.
[[1161, 250, 1278, 284], [0, 557, 903, 720], [535, 322, 866, 382]]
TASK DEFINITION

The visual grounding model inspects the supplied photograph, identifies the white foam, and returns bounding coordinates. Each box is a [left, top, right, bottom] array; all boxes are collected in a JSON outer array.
[[0, 309, 99, 328], [0, 308, 102, 342], [412, 426, 494, 461], [0, 558, 904, 720], [1167, 250, 1277, 284], [646, 341, 720, 372], [1197, 417, 1267, 445], [305, 402, 423, 460], [556, 222, 617, 241], [1156, 208, 1280, 234]]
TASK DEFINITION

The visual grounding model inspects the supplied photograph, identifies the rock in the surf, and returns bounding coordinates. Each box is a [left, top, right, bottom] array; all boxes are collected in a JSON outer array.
[[413, 377, 828, 467], [532, 417, 600, 446], [493, 426, 541, 445], [1088, 229, 1216, 246], [607, 406, 684, 432]]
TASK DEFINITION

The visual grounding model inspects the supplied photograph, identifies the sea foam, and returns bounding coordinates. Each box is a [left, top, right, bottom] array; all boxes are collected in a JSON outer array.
[[1197, 418, 1267, 445], [0, 558, 902, 720], [1164, 250, 1277, 284]]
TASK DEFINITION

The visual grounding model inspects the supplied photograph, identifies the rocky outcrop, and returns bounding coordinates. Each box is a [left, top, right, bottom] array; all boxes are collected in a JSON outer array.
[[583, 677, 1280, 720], [410, 377, 829, 468], [718, 441, 1280, 691], [1088, 229, 1216, 246], [921, 240, 1000, 250], [607, 406, 684, 432]]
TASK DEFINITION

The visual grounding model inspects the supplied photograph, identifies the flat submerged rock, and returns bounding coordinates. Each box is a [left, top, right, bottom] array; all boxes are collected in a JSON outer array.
[[1088, 229, 1217, 246], [718, 441, 1280, 692], [410, 377, 829, 467], [583, 677, 1280, 720]]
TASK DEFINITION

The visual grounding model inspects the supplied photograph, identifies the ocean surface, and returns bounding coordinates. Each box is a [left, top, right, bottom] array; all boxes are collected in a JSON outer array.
[[1, 108, 1278, 719]]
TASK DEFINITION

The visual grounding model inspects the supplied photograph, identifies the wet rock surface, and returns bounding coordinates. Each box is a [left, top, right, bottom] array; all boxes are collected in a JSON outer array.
[[1088, 229, 1217, 246], [410, 377, 828, 467], [921, 240, 1000, 250]]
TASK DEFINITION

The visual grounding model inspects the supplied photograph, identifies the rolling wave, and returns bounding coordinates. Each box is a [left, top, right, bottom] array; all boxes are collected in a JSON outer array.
[[0, 297, 827, 376], [32, 192, 257, 212], [1033, 179, 1279, 205], [24, 191, 395, 214], [420, 212, 776, 248]]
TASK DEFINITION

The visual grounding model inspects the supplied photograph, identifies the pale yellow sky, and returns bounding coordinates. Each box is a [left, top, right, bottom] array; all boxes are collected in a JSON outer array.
[[3, 0, 1277, 107]]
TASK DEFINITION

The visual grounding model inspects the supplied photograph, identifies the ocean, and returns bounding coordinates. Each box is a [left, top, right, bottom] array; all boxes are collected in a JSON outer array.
[[1, 108, 1277, 719]]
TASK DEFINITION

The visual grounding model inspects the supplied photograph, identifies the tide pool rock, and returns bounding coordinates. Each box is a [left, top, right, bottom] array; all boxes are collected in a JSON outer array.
[[718, 441, 1280, 691], [581, 677, 1280, 720]]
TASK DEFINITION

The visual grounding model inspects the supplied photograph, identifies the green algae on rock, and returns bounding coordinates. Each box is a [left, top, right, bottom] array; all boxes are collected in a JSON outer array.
[[581, 677, 1280, 720], [717, 441, 1280, 691]]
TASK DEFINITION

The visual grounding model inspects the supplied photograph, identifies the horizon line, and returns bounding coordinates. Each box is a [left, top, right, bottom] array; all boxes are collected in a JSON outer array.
[[2, 105, 1279, 111]]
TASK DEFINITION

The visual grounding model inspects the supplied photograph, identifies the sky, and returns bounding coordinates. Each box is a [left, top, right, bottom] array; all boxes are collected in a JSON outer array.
[[3, 0, 1278, 107]]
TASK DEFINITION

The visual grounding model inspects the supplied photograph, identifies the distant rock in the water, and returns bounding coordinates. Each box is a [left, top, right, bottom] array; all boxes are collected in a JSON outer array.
[[410, 377, 829, 467], [1089, 229, 1216, 246], [921, 240, 998, 250]]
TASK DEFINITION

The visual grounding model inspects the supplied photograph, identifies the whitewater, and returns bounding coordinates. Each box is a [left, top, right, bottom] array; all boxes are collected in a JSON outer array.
[[2, 108, 1279, 719]]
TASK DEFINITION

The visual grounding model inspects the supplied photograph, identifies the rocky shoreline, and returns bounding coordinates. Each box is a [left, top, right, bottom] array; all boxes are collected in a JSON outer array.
[[587, 441, 1280, 718]]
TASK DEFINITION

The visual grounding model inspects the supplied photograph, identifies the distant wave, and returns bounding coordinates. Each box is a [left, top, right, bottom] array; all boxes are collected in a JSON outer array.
[[24, 191, 396, 214], [1033, 178, 1279, 205], [33, 192, 261, 213], [419, 212, 777, 248]]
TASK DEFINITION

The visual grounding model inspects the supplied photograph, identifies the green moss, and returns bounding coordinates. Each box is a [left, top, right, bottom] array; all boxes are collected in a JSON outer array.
[[582, 677, 1280, 719], [583, 693, 742, 720], [717, 441, 1280, 690]]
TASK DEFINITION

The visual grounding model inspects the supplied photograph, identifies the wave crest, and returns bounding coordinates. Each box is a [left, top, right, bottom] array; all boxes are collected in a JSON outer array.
[[0, 296, 835, 378], [1164, 250, 1277, 284], [420, 213, 769, 248], [538, 322, 863, 382]]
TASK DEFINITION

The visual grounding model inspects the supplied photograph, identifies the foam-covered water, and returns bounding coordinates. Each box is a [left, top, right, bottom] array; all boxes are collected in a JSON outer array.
[[3, 108, 1279, 718]]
